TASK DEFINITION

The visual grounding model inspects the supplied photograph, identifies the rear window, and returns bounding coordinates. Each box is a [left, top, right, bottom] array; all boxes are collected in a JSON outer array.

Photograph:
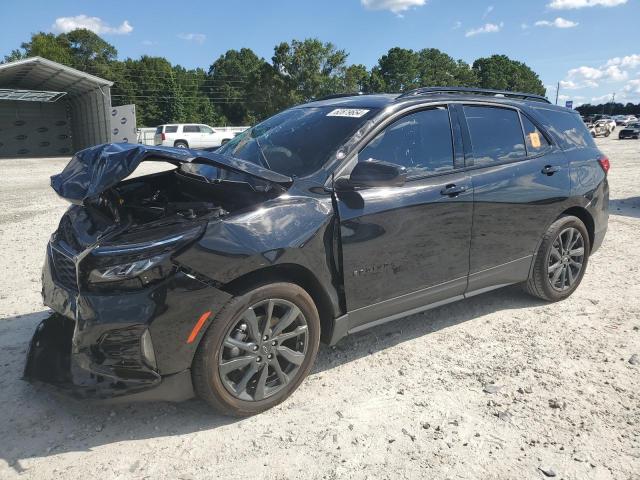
[[165, 126, 178, 133], [535, 109, 596, 149], [155, 126, 163, 134], [463, 106, 526, 166]]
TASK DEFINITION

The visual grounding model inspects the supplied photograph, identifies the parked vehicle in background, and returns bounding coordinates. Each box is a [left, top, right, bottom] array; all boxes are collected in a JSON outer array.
[[615, 115, 638, 126], [154, 124, 248, 149], [26, 87, 609, 416], [618, 122, 640, 139], [589, 119, 616, 137]]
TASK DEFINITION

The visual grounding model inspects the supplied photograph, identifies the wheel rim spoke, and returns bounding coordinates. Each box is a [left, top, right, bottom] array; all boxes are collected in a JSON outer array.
[[220, 355, 255, 375], [548, 262, 562, 273], [569, 247, 584, 257], [271, 358, 289, 386], [224, 337, 257, 353], [234, 362, 260, 396], [254, 364, 269, 400], [271, 305, 300, 338], [243, 308, 261, 343], [275, 325, 308, 343], [277, 345, 305, 365]]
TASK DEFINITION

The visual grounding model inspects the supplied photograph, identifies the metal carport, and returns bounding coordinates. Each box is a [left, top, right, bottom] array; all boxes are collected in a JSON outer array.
[[0, 56, 113, 158]]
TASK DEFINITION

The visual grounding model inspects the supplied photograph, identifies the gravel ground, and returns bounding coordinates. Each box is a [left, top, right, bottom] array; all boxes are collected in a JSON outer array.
[[0, 137, 638, 480]]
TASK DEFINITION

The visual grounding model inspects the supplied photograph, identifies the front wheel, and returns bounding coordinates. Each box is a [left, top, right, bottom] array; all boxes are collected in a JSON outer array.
[[192, 283, 320, 416], [523, 216, 590, 302]]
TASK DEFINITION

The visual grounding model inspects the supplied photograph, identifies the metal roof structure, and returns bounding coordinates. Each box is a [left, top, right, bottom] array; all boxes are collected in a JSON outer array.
[[0, 88, 67, 102], [0, 56, 112, 97], [0, 57, 114, 157]]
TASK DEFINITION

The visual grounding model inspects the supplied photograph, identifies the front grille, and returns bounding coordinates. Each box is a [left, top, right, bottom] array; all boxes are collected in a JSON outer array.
[[50, 246, 77, 290]]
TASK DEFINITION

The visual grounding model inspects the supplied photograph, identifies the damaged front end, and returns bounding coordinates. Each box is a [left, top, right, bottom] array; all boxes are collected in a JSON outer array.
[[25, 143, 291, 401]]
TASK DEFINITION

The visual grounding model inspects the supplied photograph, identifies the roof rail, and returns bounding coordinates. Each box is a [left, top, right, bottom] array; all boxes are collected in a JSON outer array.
[[397, 87, 551, 104]]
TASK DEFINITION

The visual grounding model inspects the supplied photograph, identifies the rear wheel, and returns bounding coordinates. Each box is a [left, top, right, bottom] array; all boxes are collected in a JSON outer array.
[[523, 216, 590, 302], [192, 283, 320, 416], [174, 140, 188, 149]]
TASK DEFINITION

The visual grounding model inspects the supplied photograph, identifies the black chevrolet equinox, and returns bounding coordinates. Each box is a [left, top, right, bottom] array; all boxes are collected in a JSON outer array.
[[26, 87, 609, 416]]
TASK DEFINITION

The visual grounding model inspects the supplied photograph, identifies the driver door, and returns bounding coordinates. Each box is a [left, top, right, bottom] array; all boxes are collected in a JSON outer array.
[[335, 106, 473, 331]]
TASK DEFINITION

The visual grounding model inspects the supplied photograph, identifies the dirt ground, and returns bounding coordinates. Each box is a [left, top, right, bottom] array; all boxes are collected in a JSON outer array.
[[0, 136, 638, 480]]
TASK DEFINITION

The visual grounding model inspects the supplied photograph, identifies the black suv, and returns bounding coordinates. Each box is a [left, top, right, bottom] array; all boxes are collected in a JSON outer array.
[[26, 87, 609, 416]]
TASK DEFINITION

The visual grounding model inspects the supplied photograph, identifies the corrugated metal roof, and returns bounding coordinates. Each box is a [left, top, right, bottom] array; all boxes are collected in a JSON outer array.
[[0, 56, 113, 97]]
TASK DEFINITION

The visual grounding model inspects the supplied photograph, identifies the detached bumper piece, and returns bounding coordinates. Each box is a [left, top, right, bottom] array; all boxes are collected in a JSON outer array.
[[24, 313, 194, 402]]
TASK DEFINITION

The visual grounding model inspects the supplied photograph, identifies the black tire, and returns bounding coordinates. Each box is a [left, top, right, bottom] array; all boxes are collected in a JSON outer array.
[[523, 215, 590, 302], [220, 138, 230, 146], [604, 130, 610, 137], [174, 140, 189, 149], [192, 282, 320, 416]]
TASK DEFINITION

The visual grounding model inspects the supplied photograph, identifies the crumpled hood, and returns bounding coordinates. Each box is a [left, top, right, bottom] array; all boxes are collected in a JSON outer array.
[[51, 143, 293, 204]]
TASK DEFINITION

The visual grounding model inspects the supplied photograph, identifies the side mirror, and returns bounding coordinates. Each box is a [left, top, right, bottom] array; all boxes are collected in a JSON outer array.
[[335, 159, 407, 190]]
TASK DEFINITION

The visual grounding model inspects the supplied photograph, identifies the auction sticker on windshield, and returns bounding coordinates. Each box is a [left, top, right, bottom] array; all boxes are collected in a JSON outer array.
[[327, 108, 370, 118]]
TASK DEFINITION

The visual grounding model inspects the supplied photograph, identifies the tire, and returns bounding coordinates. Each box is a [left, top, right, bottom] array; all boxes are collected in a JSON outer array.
[[220, 138, 230, 146], [604, 130, 610, 137], [192, 282, 320, 416], [174, 140, 188, 149], [591, 131, 596, 138], [523, 215, 590, 302]]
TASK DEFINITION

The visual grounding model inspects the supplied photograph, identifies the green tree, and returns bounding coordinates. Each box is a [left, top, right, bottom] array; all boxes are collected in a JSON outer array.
[[416, 49, 477, 87], [370, 47, 419, 92], [60, 29, 117, 71], [208, 48, 266, 124], [272, 39, 349, 101], [343, 64, 370, 93], [17, 32, 73, 65], [472, 54, 545, 95]]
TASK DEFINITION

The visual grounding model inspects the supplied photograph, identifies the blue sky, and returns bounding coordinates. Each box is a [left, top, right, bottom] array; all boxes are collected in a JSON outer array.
[[3, 0, 640, 106]]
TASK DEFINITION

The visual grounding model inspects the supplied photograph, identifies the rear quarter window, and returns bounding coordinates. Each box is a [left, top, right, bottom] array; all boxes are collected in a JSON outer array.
[[534, 108, 596, 150], [165, 126, 178, 133], [155, 126, 163, 134]]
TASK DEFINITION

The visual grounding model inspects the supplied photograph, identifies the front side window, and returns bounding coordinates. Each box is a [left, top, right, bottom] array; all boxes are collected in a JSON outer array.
[[464, 106, 526, 166], [200, 126, 214, 134], [358, 107, 454, 176]]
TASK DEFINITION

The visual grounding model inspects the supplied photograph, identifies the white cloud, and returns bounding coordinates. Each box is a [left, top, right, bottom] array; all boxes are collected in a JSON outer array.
[[624, 79, 640, 94], [563, 63, 629, 89], [51, 15, 133, 35], [177, 33, 206, 44], [535, 17, 579, 28], [521, 23, 530, 29], [606, 54, 640, 69], [590, 93, 617, 104], [483, 5, 494, 18], [465, 22, 503, 37], [548, 0, 627, 9], [360, 0, 426, 14], [453, 20, 462, 30]]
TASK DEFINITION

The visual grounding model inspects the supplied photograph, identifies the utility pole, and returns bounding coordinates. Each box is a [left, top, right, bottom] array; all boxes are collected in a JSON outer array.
[[555, 81, 560, 105], [611, 92, 616, 115]]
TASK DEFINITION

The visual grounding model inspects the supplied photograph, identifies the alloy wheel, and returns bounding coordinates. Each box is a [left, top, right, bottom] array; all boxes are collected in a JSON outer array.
[[547, 227, 585, 291], [218, 299, 309, 401]]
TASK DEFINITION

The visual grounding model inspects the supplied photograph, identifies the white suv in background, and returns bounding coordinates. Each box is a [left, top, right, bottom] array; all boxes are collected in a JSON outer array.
[[154, 124, 234, 149]]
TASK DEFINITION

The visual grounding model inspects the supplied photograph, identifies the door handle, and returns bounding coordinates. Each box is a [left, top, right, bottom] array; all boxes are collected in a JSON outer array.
[[541, 165, 560, 176], [440, 184, 467, 196]]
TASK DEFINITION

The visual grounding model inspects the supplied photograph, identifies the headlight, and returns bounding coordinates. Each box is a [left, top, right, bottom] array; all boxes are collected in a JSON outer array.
[[88, 254, 172, 287]]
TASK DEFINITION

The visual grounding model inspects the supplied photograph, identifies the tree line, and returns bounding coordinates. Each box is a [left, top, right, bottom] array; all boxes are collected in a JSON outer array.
[[4, 29, 547, 127], [576, 102, 640, 116]]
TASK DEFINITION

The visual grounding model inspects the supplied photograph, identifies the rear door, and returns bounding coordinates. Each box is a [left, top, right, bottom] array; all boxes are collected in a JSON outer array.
[[456, 104, 570, 292], [182, 125, 201, 147], [336, 105, 474, 330]]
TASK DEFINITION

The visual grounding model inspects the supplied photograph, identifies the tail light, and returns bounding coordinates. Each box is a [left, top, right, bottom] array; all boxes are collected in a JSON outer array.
[[161, 133, 166, 141], [598, 155, 610, 174]]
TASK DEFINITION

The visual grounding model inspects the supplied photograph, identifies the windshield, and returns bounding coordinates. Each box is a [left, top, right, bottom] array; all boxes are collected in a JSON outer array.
[[216, 106, 378, 177]]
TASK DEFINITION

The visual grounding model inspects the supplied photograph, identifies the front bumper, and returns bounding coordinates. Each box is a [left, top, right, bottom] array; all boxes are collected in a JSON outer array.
[[24, 245, 232, 401]]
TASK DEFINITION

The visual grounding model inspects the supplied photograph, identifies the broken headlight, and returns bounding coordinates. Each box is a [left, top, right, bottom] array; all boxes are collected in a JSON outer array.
[[88, 254, 173, 290]]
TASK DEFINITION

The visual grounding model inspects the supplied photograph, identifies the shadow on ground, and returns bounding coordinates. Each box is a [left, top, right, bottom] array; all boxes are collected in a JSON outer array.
[[610, 196, 640, 219], [0, 286, 544, 471]]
